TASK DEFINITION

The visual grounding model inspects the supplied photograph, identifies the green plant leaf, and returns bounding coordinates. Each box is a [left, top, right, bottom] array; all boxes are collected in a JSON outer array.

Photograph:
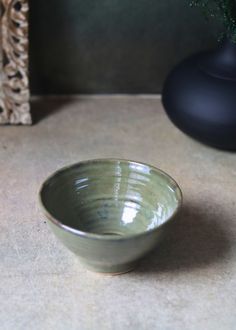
[[189, 0, 236, 42]]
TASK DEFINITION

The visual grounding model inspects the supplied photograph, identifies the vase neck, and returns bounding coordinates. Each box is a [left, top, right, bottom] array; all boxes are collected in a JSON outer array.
[[199, 38, 236, 81]]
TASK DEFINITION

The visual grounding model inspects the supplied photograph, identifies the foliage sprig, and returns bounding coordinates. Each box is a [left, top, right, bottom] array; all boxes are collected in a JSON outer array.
[[189, 0, 236, 42]]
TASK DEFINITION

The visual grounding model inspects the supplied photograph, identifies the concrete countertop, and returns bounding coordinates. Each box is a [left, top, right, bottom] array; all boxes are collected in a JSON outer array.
[[1, 96, 236, 330]]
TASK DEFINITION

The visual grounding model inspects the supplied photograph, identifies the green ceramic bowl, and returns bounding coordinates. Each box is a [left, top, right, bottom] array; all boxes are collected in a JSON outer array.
[[39, 159, 182, 274]]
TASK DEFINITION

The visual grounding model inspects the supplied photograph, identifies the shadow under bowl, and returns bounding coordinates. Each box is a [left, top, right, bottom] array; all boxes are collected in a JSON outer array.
[[39, 159, 182, 274]]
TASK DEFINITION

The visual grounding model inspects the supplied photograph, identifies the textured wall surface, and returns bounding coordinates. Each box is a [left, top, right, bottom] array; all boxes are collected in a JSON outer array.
[[29, 0, 220, 94]]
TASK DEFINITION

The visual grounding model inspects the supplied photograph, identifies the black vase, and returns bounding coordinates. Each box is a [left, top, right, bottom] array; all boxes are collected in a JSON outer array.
[[162, 38, 236, 150]]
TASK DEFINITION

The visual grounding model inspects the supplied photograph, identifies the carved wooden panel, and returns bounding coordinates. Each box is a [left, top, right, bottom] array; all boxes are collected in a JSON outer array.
[[0, 0, 31, 125]]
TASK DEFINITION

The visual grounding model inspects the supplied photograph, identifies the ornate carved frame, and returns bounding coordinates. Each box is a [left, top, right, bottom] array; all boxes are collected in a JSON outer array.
[[0, 0, 31, 124]]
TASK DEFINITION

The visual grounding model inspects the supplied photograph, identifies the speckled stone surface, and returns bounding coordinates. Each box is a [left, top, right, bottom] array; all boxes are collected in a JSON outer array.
[[1, 96, 236, 330]]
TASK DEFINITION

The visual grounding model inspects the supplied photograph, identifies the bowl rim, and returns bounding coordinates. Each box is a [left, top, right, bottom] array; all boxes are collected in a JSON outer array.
[[39, 158, 183, 241]]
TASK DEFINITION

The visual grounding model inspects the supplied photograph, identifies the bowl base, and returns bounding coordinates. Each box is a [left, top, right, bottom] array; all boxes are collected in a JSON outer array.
[[88, 267, 136, 276], [80, 260, 138, 275]]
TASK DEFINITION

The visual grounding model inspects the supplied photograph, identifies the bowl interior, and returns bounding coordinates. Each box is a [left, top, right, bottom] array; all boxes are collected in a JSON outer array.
[[40, 160, 181, 237]]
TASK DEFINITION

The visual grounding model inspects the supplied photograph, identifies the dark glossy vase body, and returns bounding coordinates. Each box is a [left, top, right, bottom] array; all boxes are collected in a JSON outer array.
[[162, 39, 236, 150]]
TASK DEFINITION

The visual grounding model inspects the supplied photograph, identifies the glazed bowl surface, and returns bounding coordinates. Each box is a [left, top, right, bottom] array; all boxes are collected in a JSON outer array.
[[39, 159, 182, 274]]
